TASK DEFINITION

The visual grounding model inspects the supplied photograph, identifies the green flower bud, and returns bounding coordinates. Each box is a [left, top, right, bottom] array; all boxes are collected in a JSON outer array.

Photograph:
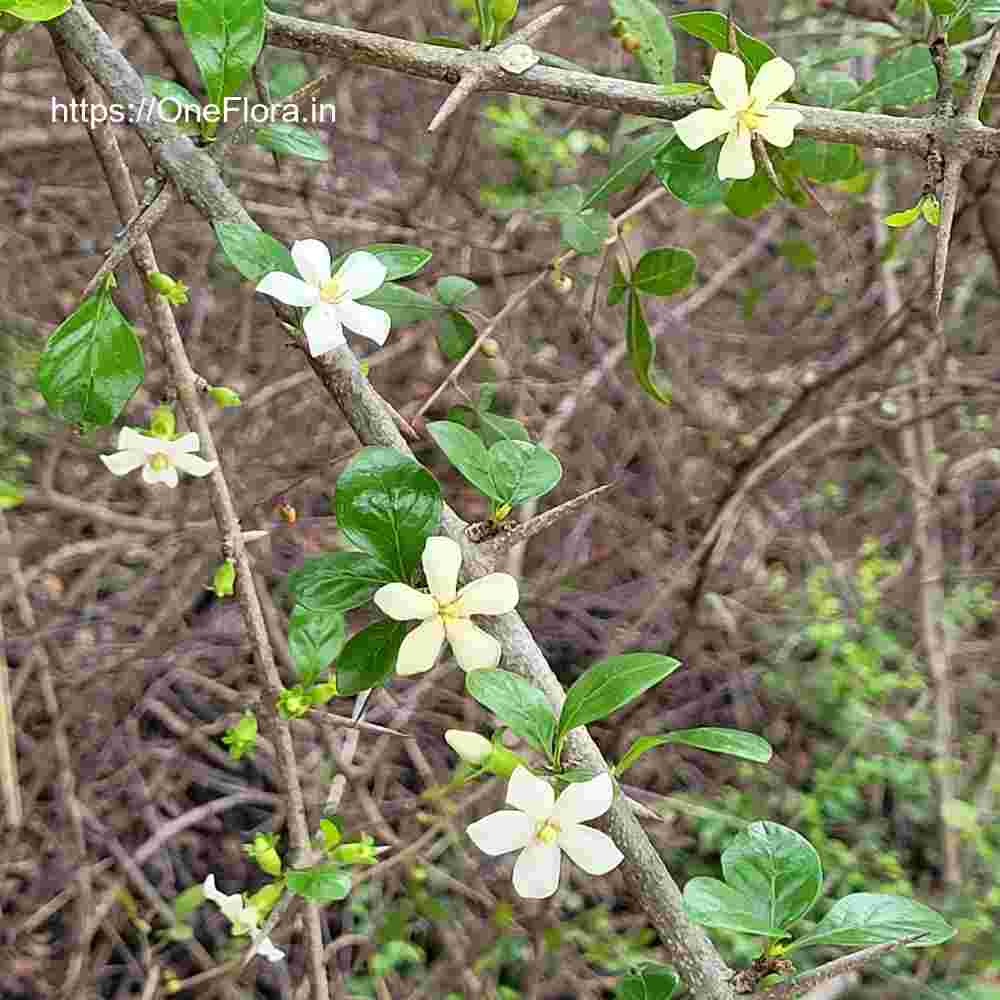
[[920, 193, 941, 226], [277, 685, 311, 720], [148, 404, 176, 440], [210, 559, 236, 598], [333, 834, 377, 865], [247, 880, 284, 919], [147, 272, 189, 306], [208, 386, 242, 408], [319, 818, 342, 852], [244, 833, 283, 877], [444, 730, 522, 778], [221, 712, 257, 761]]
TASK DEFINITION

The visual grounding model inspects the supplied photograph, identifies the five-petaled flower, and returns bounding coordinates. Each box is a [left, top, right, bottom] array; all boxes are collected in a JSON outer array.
[[374, 536, 519, 675], [100, 427, 216, 488], [673, 52, 803, 181], [256, 239, 391, 357], [466, 766, 624, 898], [202, 875, 285, 962]]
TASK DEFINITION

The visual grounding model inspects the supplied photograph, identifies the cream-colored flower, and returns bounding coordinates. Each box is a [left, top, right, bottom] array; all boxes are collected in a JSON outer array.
[[673, 52, 802, 181], [373, 536, 519, 675], [99, 427, 216, 488], [466, 766, 624, 899], [256, 240, 391, 357], [202, 875, 284, 963]]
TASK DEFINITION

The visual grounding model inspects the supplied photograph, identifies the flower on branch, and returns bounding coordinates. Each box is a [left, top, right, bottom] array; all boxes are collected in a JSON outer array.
[[202, 875, 285, 962], [256, 240, 391, 357], [466, 766, 624, 898], [373, 536, 519, 675], [99, 427, 216, 488], [673, 52, 803, 181]]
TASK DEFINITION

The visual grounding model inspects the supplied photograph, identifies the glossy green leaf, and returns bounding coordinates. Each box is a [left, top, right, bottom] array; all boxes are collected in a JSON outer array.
[[557, 652, 681, 742], [789, 893, 956, 951], [177, 0, 265, 108], [254, 124, 330, 161], [582, 131, 673, 209], [335, 620, 407, 696], [723, 822, 824, 930], [437, 310, 477, 361], [427, 420, 500, 501], [610, 0, 676, 85], [435, 275, 479, 306], [631, 247, 696, 297], [846, 45, 965, 110], [288, 604, 346, 686], [793, 137, 859, 183], [616, 963, 680, 1000], [0, 0, 70, 21], [488, 439, 562, 505], [618, 727, 772, 773], [466, 669, 556, 756], [332, 244, 433, 282], [671, 11, 776, 72], [654, 137, 728, 206], [626, 290, 672, 405], [37, 287, 144, 427], [287, 864, 352, 903], [214, 222, 296, 282], [334, 448, 442, 582], [683, 877, 787, 937], [358, 283, 444, 328], [287, 552, 395, 613], [725, 170, 778, 217]]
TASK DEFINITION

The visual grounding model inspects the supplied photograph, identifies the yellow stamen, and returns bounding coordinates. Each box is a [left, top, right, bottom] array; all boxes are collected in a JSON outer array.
[[319, 275, 343, 304], [149, 452, 171, 472], [737, 100, 766, 133], [537, 822, 559, 845]]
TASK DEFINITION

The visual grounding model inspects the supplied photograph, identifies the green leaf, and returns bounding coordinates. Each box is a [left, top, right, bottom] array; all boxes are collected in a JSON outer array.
[[610, 0, 676, 85], [288, 604, 346, 686], [662, 82, 709, 95], [972, 0, 1000, 18], [437, 310, 478, 361], [799, 69, 860, 108], [616, 963, 680, 1000], [144, 75, 202, 133], [488, 439, 562, 505], [788, 893, 956, 951], [846, 45, 966, 110], [254, 124, 330, 161], [725, 170, 778, 217], [287, 552, 395, 613], [671, 11, 776, 72], [214, 222, 296, 282], [358, 283, 444, 328], [287, 864, 352, 903], [479, 411, 530, 445], [631, 247, 696, 297], [177, 0, 265, 109], [334, 448, 442, 582], [0, 481, 24, 511], [921, 194, 941, 225], [466, 669, 556, 756], [435, 275, 479, 306], [654, 137, 728, 206], [0, 0, 70, 21], [884, 204, 922, 228], [561, 208, 612, 255], [778, 239, 817, 271], [683, 877, 787, 937], [333, 244, 433, 282], [37, 287, 144, 428], [582, 131, 673, 209], [626, 290, 672, 406], [557, 652, 681, 743], [723, 821, 824, 930], [173, 884, 206, 919], [427, 420, 501, 502], [618, 728, 772, 773], [335, 619, 407, 696], [474, 0, 496, 47], [608, 261, 630, 306], [793, 137, 860, 183]]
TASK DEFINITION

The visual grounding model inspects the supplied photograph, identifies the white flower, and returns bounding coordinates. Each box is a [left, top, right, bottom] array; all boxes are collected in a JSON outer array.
[[445, 729, 494, 765], [100, 427, 216, 488], [202, 875, 285, 963], [466, 766, 624, 899], [373, 536, 519, 675], [673, 52, 803, 181], [255, 240, 391, 357]]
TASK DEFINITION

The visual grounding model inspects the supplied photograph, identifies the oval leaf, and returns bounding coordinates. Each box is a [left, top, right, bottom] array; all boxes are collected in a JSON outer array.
[[287, 864, 352, 903], [333, 244, 432, 282], [654, 137, 728, 206], [427, 420, 501, 502], [288, 604, 346, 686], [610, 0, 676, 86], [557, 653, 681, 742], [583, 130, 673, 210], [437, 310, 478, 361], [683, 876, 786, 937], [357, 283, 444, 328], [435, 275, 479, 307], [214, 222, 296, 282], [626, 290, 672, 405], [488, 440, 562, 506], [335, 620, 407, 696], [616, 963, 680, 1000], [664, 728, 773, 763], [631, 247, 695, 297], [254, 124, 330, 161], [466, 669, 557, 755], [287, 552, 395, 613], [671, 12, 776, 72]]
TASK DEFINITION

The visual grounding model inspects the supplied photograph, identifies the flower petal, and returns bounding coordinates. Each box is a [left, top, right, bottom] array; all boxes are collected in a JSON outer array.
[[117, 426, 162, 455], [142, 463, 179, 488], [252, 934, 286, 963], [396, 616, 446, 675], [100, 450, 146, 477], [506, 765, 555, 820], [336, 300, 391, 346], [673, 108, 736, 151], [303, 303, 347, 357], [374, 583, 437, 621], [710, 52, 749, 111], [172, 453, 218, 478], [203, 875, 247, 924], [754, 107, 802, 148], [456, 573, 519, 617], [291, 239, 331, 286], [165, 432, 200, 455], [423, 536, 462, 604], [466, 809, 534, 855], [444, 619, 501, 671], [558, 825, 624, 876], [552, 771, 614, 826], [335, 251, 387, 300], [749, 57, 796, 108], [512, 841, 561, 898], [256, 271, 320, 307], [717, 126, 755, 180]]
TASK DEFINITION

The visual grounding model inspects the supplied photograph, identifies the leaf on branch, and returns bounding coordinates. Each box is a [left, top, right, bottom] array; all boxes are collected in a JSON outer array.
[[610, 0, 677, 85]]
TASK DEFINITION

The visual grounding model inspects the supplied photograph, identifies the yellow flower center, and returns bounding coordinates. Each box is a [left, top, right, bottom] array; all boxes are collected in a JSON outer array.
[[737, 100, 765, 134], [435, 597, 464, 623], [319, 275, 344, 304], [536, 821, 560, 845], [149, 452, 172, 472]]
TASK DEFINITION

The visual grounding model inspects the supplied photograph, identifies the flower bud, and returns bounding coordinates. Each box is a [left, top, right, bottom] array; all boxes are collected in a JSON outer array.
[[244, 833, 283, 877], [148, 405, 176, 440], [333, 839, 378, 865], [222, 712, 257, 761], [621, 33, 642, 54], [278, 685, 311, 720], [147, 272, 189, 306], [549, 270, 573, 294], [210, 559, 236, 598], [445, 730, 492, 765], [208, 385, 242, 408], [480, 337, 500, 358]]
